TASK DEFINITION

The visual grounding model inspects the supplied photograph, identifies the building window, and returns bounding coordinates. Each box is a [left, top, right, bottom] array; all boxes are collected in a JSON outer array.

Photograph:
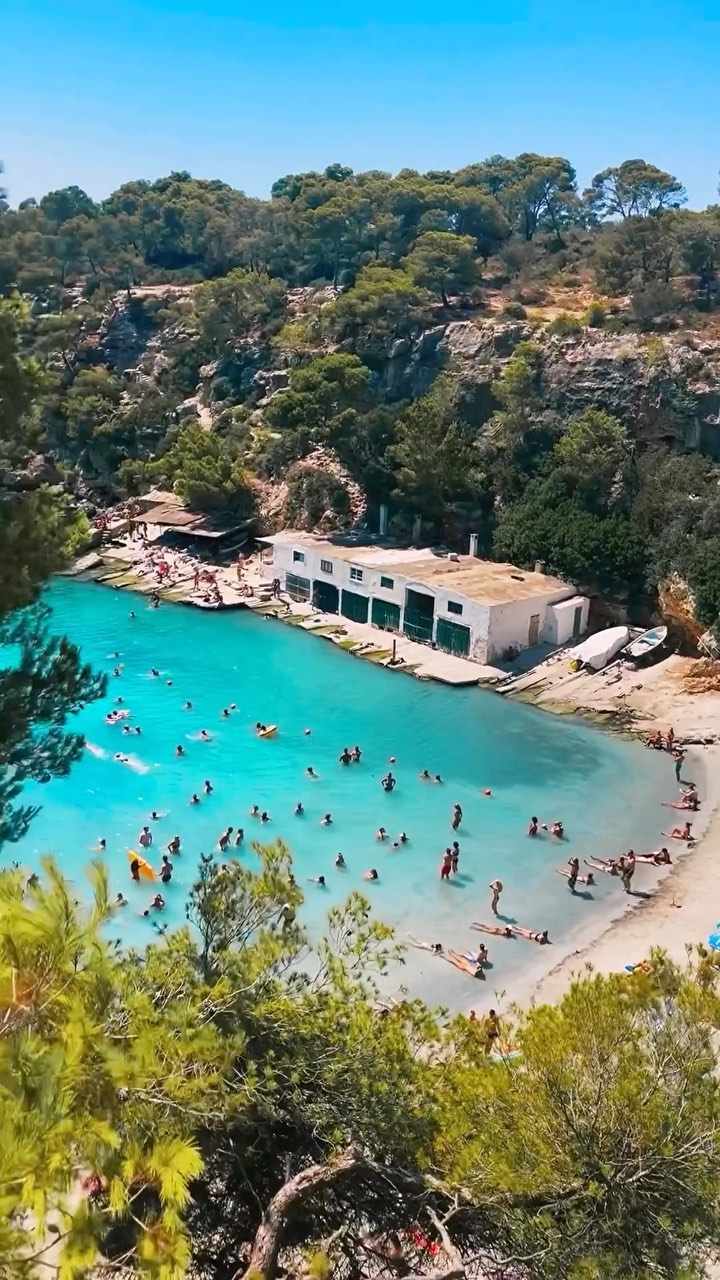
[[292, 550, 305, 564], [349, 566, 363, 583], [380, 575, 394, 590], [320, 559, 333, 575], [447, 600, 463, 616]]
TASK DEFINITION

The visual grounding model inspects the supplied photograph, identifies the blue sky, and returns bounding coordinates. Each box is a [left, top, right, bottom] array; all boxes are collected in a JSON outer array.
[[4, 0, 719, 206]]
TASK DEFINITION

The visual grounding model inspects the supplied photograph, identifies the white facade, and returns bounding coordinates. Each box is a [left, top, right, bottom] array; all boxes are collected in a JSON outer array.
[[260, 534, 587, 664]]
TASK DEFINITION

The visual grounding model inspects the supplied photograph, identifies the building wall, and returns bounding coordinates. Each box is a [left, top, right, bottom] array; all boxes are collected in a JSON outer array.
[[264, 539, 578, 664], [484, 588, 575, 660]]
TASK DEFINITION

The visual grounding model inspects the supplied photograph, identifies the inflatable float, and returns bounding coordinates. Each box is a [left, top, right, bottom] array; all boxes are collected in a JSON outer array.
[[490, 1041, 522, 1063], [127, 849, 155, 881], [257, 724, 278, 739]]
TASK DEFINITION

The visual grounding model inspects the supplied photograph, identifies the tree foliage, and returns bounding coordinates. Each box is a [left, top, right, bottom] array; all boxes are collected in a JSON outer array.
[[0, 300, 104, 846], [4, 853, 720, 1280]]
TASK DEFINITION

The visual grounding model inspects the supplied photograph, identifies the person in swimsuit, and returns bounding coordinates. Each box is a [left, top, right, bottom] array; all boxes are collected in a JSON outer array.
[[335, 853, 346, 868], [115, 893, 128, 907], [339, 748, 351, 765], [351, 746, 362, 762], [260, 811, 270, 823], [483, 1009, 501, 1052], [452, 804, 462, 831], [159, 855, 173, 884], [98, 838, 106, 851], [514, 925, 550, 944], [130, 858, 140, 882], [451, 841, 460, 873], [138, 826, 152, 848], [190, 793, 200, 805], [308, 875, 326, 887], [489, 879, 503, 914], [176, 744, 185, 757], [234, 828, 244, 846], [204, 780, 213, 794], [364, 869, 379, 881], [474, 922, 513, 938], [306, 767, 318, 778], [440, 849, 452, 880], [528, 816, 538, 836], [218, 827, 233, 852], [567, 857, 580, 891], [294, 802, 304, 815], [381, 772, 396, 792], [321, 813, 332, 825], [376, 827, 387, 840], [167, 835, 181, 854], [150, 893, 165, 911]]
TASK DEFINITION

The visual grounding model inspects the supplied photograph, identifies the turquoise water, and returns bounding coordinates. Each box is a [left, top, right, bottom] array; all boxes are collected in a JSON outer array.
[[11, 580, 672, 1010]]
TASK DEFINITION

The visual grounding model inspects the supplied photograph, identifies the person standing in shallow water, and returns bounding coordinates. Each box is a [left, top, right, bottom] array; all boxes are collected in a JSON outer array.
[[489, 878, 503, 914]]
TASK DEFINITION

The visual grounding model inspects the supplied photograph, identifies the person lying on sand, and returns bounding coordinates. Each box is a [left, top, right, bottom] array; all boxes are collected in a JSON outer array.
[[442, 949, 485, 978], [556, 863, 595, 888], [662, 822, 694, 842], [585, 856, 621, 876], [408, 934, 443, 953], [636, 847, 672, 865], [513, 925, 550, 944], [472, 921, 513, 938]]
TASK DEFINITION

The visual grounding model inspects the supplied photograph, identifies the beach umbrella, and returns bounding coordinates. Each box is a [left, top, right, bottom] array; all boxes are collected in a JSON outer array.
[[708, 933, 720, 950]]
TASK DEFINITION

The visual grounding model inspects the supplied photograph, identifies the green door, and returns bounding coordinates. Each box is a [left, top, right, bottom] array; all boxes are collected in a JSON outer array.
[[371, 598, 401, 631], [436, 617, 471, 658], [403, 607, 434, 643], [341, 589, 369, 624]]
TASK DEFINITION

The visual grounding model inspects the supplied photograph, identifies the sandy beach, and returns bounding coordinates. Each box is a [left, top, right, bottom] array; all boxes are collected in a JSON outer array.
[[489, 664, 720, 1017]]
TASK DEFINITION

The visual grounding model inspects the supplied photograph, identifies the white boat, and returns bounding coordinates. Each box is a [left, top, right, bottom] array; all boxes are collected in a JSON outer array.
[[570, 626, 630, 671], [623, 625, 667, 661]]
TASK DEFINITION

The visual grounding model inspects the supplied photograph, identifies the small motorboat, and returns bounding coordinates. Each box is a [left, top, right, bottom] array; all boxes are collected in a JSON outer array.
[[622, 625, 667, 663]]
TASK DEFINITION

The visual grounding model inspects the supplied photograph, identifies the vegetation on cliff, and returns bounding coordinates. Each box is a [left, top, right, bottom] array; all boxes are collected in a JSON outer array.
[[4, 156, 720, 629]]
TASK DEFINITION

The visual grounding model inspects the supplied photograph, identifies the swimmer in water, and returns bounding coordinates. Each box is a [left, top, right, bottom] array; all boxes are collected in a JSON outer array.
[[167, 835, 181, 854], [339, 748, 351, 765], [222, 708, 230, 718], [528, 816, 539, 836], [204, 780, 214, 794], [150, 668, 160, 677], [149, 811, 162, 821], [376, 827, 387, 840], [381, 772, 396, 792], [308, 875, 326, 887], [129, 611, 136, 619], [550, 820, 564, 839], [321, 813, 333, 825], [260, 811, 270, 823], [234, 828, 244, 846], [176, 745, 185, 757], [190, 793, 200, 806], [200, 729, 210, 740], [306, 766, 318, 778], [130, 858, 140, 883], [150, 893, 166, 911], [452, 804, 462, 831], [166, 680, 173, 687], [399, 832, 408, 843], [138, 825, 152, 848], [294, 802, 304, 815], [218, 827, 233, 851], [115, 893, 128, 907], [335, 853, 346, 868], [115, 696, 124, 704], [98, 838, 107, 851], [184, 701, 192, 710], [250, 805, 260, 817], [351, 746, 362, 762], [420, 769, 431, 780], [364, 869, 379, 881], [159, 855, 173, 884]]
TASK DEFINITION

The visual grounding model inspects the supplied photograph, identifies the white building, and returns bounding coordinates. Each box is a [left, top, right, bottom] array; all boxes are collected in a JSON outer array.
[[258, 531, 589, 663]]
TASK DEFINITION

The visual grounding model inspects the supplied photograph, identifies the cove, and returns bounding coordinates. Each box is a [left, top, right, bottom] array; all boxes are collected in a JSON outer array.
[[11, 579, 670, 1011]]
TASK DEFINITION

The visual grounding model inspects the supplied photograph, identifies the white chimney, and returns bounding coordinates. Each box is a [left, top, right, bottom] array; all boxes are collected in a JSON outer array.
[[534, 560, 546, 574], [379, 503, 388, 536], [469, 533, 479, 558], [412, 514, 422, 544]]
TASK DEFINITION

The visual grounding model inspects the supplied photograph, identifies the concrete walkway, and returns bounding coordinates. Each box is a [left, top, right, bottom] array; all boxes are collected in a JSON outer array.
[[91, 533, 505, 688]]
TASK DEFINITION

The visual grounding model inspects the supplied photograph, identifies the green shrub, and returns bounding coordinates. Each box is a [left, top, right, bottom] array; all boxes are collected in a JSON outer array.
[[500, 301, 527, 320], [583, 300, 607, 328], [645, 336, 667, 366], [547, 312, 583, 337]]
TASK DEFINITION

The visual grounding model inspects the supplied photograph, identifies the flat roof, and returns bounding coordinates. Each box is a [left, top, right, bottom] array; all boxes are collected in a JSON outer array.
[[261, 531, 572, 605]]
